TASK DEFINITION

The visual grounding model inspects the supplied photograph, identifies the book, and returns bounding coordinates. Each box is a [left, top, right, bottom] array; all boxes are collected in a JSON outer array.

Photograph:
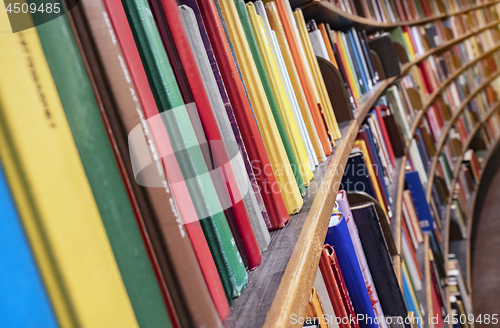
[[296, 12, 341, 141], [0, 10, 138, 326], [71, 0, 228, 323], [179, 3, 270, 253], [235, 0, 307, 196], [119, 0, 247, 299], [34, 13, 173, 328], [406, 171, 435, 232], [341, 151, 377, 200], [274, 0, 333, 156], [218, 0, 303, 214], [246, 2, 313, 186], [197, 0, 290, 229], [336, 192, 388, 328], [350, 201, 411, 327], [265, 2, 327, 162], [319, 245, 357, 328], [325, 214, 379, 328], [255, 0, 319, 169], [0, 162, 58, 327]]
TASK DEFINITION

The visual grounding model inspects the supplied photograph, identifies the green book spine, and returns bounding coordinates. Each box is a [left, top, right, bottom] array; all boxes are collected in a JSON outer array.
[[121, 0, 247, 299], [34, 14, 172, 328], [234, 0, 305, 196]]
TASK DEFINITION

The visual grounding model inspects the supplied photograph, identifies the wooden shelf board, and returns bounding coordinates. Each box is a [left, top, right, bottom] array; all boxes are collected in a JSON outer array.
[[389, 156, 406, 286], [300, 0, 500, 31], [224, 120, 358, 328]]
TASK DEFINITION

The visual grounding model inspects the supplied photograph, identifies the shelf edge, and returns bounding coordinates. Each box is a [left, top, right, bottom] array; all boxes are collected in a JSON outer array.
[[263, 119, 359, 328]]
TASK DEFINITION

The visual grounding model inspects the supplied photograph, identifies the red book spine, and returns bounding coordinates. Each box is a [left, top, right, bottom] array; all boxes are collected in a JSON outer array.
[[417, 63, 432, 95], [375, 106, 396, 166], [103, 0, 230, 319], [319, 246, 353, 328], [328, 246, 360, 328], [197, 0, 289, 229], [154, 0, 261, 270]]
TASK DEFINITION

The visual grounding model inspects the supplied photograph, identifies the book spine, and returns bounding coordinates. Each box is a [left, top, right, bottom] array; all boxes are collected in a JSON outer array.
[[157, 0, 263, 270], [35, 13, 173, 328], [119, 0, 248, 299], [233, 0, 306, 197], [265, 2, 327, 162], [0, 10, 139, 327], [0, 162, 58, 327], [72, 0, 229, 323], [179, 3, 271, 253], [218, 0, 304, 214], [274, 0, 333, 156], [294, 9, 341, 141], [246, 2, 313, 186], [197, 0, 290, 229]]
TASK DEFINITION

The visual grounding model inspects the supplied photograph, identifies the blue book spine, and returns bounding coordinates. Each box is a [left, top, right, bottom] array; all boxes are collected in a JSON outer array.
[[364, 126, 391, 205], [325, 215, 378, 328], [346, 31, 369, 94], [0, 162, 58, 328], [405, 171, 434, 232], [402, 269, 421, 328]]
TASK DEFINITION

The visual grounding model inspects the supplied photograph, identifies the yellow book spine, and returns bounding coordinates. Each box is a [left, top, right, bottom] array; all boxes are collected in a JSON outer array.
[[318, 23, 338, 69], [265, 3, 326, 162], [246, 3, 313, 185], [219, 0, 303, 214], [336, 31, 361, 100], [294, 9, 341, 141], [353, 140, 388, 217], [0, 10, 138, 328], [403, 32, 416, 60]]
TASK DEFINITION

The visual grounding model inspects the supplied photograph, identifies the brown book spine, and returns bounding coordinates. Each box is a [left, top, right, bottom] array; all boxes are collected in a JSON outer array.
[[67, 1, 225, 327]]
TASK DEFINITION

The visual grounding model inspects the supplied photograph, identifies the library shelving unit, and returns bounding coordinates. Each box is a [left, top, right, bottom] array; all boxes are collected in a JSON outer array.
[[224, 1, 500, 327]]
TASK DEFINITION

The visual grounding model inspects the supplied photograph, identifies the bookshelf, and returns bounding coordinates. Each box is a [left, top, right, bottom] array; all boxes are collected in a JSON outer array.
[[409, 39, 500, 138], [4, 0, 497, 326], [221, 1, 500, 327], [206, 0, 500, 325], [225, 120, 359, 328], [426, 70, 500, 200], [299, 0, 500, 30], [425, 97, 500, 327]]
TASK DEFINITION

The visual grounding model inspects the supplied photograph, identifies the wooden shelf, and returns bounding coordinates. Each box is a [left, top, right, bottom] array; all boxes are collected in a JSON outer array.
[[435, 124, 500, 327], [224, 120, 358, 328], [465, 133, 500, 291], [425, 69, 500, 201], [223, 3, 500, 327], [408, 30, 500, 138], [300, 0, 500, 31]]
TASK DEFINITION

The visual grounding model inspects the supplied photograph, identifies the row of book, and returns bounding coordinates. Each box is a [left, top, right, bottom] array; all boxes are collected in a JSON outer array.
[[333, 0, 494, 24], [296, 65, 454, 326], [304, 2, 500, 117], [0, 0, 352, 326], [305, 1, 500, 326]]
